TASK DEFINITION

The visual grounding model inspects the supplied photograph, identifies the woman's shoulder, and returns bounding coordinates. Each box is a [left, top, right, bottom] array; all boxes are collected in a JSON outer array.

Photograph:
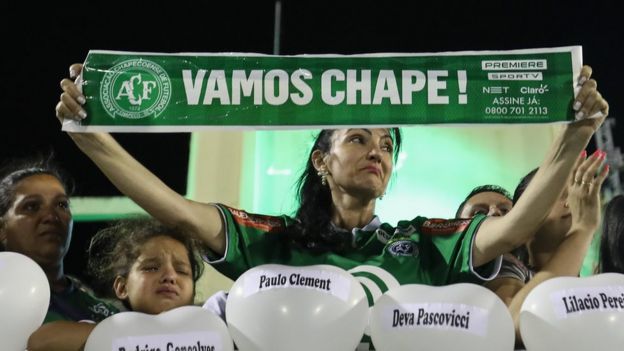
[[497, 253, 534, 283], [201, 290, 228, 321], [66, 276, 123, 311], [46, 276, 120, 323], [389, 216, 480, 237], [214, 203, 294, 231]]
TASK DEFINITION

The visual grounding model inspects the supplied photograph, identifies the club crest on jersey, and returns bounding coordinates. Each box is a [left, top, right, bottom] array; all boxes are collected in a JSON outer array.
[[387, 240, 418, 257]]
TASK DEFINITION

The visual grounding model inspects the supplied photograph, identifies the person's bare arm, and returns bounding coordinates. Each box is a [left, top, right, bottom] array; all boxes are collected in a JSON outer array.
[[490, 153, 608, 345], [55, 64, 225, 254], [472, 66, 608, 266], [28, 321, 95, 351], [485, 275, 525, 306]]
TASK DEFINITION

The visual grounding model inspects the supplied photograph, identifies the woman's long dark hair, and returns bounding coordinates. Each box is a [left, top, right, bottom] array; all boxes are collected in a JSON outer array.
[[285, 128, 402, 254], [599, 195, 624, 274]]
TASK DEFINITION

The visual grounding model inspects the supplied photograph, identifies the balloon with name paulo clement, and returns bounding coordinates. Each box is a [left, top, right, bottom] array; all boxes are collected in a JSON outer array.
[[226, 264, 368, 351]]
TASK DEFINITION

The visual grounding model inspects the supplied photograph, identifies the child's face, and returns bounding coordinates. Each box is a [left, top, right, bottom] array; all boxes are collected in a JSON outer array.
[[114, 235, 194, 314]]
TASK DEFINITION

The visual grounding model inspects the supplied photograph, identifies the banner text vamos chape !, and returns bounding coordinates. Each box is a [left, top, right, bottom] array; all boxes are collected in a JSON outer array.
[[65, 47, 581, 132]]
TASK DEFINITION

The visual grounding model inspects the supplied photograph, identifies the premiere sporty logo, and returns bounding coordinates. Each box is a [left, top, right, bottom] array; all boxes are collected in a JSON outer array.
[[100, 59, 171, 119]]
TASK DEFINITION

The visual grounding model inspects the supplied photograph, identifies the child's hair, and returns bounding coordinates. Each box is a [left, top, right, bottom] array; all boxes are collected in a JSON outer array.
[[87, 217, 204, 301]]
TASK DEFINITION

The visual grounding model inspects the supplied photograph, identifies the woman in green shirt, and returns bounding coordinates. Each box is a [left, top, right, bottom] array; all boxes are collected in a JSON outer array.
[[54, 63, 608, 290]]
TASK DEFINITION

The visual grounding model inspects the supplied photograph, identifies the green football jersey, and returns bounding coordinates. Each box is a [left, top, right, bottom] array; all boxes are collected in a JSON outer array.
[[43, 276, 120, 323], [208, 204, 501, 303], [207, 205, 501, 350]]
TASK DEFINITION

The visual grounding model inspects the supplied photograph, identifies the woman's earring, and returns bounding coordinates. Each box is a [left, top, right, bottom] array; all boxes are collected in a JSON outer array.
[[379, 192, 386, 200], [317, 168, 328, 186]]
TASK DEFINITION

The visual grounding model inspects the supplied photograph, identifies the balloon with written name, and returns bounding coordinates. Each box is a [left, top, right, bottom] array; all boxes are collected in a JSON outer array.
[[226, 264, 368, 351], [0, 252, 50, 351], [520, 273, 624, 351], [369, 283, 514, 351], [84, 305, 233, 351]]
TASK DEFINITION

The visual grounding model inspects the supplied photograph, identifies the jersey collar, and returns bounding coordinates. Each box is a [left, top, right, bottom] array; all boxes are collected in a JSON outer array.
[[329, 216, 382, 248]]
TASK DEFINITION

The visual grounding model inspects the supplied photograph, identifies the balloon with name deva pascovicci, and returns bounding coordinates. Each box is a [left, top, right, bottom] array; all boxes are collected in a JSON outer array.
[[520, 273, 624, 351], [226, 264, 368, 351], [369, 283, 514, 351], [0, 251, 50, 351]]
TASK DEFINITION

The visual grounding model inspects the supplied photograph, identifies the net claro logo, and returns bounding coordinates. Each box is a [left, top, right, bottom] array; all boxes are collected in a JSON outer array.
[[100, 59, 171, 119]]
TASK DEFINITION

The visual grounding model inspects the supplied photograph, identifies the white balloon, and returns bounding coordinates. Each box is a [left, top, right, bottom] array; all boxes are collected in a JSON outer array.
[[85, 305, 233, 351], [226, 264, 368, 351], [369, 283, 514, 351], [0, 251, 50, 351], [520, 273, 624, 351]]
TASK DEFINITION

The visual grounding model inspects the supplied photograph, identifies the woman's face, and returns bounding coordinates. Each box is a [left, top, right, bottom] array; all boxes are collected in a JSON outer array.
[[114, 235, 194, 315], [318, 128, 394, 199], [0, 174, 72, 268], [459, 192, 513, 218]]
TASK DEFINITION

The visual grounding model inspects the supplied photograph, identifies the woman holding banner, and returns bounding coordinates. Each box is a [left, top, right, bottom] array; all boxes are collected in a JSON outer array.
[[54, 63, 608, 295]]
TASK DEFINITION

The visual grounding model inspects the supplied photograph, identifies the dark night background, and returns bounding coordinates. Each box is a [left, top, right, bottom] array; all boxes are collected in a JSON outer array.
[[1, 0, 621, 281]]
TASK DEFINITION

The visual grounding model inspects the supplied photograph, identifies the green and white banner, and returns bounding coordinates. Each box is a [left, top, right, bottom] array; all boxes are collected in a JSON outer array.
[[63, 46, 582, 132]]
